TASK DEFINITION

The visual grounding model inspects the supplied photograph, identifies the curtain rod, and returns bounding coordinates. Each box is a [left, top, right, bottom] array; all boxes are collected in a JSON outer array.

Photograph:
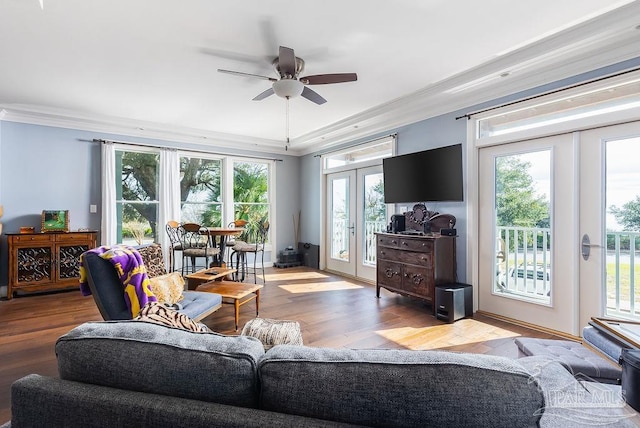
[[455, 65, 640, 121], [313, 133, 397, 158], [85, 138, 283, 162]]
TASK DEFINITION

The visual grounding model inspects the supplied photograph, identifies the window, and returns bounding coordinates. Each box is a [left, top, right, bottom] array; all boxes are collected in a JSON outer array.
[[116, 149, 159, 245], [233, 160, 271, 242], [112, 147, 274, 248], [477, 73, 640, 141], [323, 137, 394, 170], [179, 156, 222, 226]]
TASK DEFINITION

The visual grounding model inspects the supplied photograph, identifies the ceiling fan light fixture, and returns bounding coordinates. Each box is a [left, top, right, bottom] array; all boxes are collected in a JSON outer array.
[[273, 79, 304, 99]]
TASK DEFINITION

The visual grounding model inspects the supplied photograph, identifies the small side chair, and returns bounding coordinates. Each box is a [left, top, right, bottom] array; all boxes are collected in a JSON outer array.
[[165, 220, 182, 273], [178, 223, 220, 274], [231, 220, 269, 284]]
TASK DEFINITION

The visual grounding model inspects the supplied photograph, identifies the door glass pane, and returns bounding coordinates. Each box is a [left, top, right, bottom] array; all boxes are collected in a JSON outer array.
[[363, 172, 386, 266], [331, 178, 350, 261], [494, 150, 551, 303], [605, 136, 640, 318]]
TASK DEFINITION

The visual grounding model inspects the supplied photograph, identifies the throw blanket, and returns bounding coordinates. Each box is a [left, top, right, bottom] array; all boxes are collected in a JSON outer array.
[[79, 245, 157, 317]]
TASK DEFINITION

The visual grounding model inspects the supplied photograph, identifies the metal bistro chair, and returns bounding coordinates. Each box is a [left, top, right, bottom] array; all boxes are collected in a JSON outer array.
[[165, 220, 183, 273], [231, 220, 269, 284], [178, 223, 220, 275], [225, 219, 248, 265]]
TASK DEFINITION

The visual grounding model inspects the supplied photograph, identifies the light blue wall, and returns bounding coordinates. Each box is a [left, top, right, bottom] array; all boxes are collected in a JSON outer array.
[[301, 57, 640, 283], [0, 123, 299, 290]]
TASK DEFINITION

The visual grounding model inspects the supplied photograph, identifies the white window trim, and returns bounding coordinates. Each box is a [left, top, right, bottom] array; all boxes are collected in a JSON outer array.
[[474, 70, 640, 147]]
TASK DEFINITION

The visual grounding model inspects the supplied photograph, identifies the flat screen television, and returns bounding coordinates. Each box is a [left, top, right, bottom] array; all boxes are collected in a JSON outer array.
[[383, 144, 463, 204]]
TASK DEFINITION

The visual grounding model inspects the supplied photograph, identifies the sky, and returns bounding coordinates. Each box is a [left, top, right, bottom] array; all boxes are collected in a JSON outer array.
[[517, 135, 640, 231]]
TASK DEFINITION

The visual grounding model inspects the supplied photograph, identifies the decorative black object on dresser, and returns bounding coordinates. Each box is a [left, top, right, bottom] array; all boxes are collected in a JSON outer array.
[[375, 232, 456, 314], [6, 231, 97, 299]]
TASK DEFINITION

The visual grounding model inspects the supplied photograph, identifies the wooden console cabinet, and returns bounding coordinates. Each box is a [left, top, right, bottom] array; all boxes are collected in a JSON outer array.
[[375, 232, 456, 314], [7, 231, 97, 299]]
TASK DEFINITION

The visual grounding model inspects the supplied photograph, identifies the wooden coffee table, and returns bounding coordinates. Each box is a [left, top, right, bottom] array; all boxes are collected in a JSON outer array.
[[185, 267, 236, 290], [196, 281, 263, 330]]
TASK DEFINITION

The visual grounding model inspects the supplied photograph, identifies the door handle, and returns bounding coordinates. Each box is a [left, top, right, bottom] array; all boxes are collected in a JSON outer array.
[[581, 234, 603, 261], [348, 223, 355, 236]]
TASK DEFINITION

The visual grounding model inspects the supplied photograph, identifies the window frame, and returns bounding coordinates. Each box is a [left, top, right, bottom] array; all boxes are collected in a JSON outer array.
[[114, 145, 160, 245]]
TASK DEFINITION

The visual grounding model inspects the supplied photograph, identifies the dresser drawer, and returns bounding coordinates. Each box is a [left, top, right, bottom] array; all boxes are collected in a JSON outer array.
[[398, 239, 433, 253], [402, 265, 433, 298], [56, 232, 93, 242], [377, 260, 402, 288], [377, 235, 401, 249], [378, 247, 432, 267], [10, 234, 52, 243]]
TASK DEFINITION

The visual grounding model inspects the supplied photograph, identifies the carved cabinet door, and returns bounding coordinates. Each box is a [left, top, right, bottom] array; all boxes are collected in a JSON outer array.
[[14, 245, 54, 285]]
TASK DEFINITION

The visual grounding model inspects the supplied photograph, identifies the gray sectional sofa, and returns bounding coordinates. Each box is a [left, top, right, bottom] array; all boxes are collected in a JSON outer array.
[[6, 321, 639, 427]]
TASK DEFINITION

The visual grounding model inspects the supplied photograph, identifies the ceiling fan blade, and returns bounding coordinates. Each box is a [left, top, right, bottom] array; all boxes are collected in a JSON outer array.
[[253, 87, 274, 101], [217, 69, 277, 82], [201, 47, 273, 67], [278, 46, 297, 77], [301, 87, 327, 105], [300, 73, 358, 85]]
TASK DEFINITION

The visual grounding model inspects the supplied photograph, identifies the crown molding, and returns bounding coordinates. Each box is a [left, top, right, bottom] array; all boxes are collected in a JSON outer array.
[[0, 106, 299, 156]]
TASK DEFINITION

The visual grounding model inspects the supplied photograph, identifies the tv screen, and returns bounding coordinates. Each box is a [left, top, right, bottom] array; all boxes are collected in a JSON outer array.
[[383, 144, 463, 204]]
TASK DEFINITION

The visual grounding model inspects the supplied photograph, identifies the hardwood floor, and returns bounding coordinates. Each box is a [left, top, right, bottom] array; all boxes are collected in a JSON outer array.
[[0, 266, 559, 422]]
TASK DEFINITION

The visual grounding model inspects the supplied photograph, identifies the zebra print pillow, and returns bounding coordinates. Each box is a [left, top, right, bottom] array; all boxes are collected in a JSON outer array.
[[135, 302, 210, 333]]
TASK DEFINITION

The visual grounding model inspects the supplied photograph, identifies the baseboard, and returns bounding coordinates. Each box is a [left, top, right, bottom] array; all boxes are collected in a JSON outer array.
[[475, 310, 581, 342]]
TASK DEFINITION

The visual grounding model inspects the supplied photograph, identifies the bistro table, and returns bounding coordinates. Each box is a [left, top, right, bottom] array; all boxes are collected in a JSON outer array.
[[200, 227, 244, 267]]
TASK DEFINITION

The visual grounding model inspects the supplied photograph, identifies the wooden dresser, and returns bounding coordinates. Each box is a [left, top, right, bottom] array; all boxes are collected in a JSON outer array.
[[375, 232, 456, 314], [6, 231, 97, 299]]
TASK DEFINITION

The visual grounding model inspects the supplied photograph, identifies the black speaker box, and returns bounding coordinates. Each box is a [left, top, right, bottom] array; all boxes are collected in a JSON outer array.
[[435, 283, 473, 323], [391, 215, 405, 233], [441, 228, 457, 236]]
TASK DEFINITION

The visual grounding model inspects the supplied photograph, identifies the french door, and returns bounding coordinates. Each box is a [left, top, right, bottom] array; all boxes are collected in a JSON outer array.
[[478, 121, 640, 335], [478, 134, 578, 334], [326, 166, 386, 282], [579, 121, 640, 327]]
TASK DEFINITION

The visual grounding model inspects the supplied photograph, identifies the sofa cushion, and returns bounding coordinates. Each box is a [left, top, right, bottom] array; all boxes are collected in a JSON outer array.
[[258, 345, 544, 428], [56, 321, 265, 408]]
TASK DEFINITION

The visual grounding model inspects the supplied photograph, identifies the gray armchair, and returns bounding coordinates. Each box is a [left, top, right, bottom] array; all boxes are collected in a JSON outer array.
[[82, 245, 222, 322]]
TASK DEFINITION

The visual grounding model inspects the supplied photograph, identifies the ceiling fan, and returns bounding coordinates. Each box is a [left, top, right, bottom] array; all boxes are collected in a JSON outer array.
[[217, 46, 357, 105]]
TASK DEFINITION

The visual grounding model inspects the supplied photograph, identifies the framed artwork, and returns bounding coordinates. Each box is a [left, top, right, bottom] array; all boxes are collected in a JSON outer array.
[[41, 210, 69, 232]]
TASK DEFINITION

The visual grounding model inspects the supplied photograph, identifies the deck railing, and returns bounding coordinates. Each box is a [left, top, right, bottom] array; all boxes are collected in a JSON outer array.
[[605, 231, 640, 319], [495, 226, 551, 301], [496, 227, 640, 319], [330, 219, 386, 264]]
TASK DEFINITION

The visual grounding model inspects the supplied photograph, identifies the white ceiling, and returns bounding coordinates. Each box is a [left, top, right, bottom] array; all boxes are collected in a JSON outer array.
[[1, 0, 639, 155]]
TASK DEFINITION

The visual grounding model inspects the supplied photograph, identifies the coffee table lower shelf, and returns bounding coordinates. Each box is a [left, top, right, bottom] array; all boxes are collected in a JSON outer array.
[[196, 281, 263, 330]]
